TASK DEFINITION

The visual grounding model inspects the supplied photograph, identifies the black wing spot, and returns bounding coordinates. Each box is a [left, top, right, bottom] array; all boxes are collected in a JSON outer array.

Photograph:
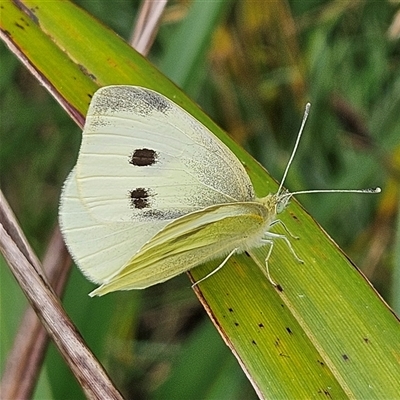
[[130, 188, 151, 209], [129, 148, 158, 166]]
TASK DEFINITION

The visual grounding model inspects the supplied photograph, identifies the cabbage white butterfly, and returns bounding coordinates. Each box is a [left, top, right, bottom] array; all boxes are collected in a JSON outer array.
[[59, 86, 380, 296]]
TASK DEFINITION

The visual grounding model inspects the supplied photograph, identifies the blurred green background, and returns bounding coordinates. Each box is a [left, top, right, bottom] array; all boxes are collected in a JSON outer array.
[[1, 0, 399, 398]]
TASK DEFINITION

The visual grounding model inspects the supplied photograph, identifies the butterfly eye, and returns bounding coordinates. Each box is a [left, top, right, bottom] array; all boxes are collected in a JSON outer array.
[[276, 197, 290, 214], [276, 201, 285, 214]]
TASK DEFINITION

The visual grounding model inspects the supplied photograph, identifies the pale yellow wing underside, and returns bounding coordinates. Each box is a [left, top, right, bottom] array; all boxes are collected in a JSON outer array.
[[90, 201, 271, 296]]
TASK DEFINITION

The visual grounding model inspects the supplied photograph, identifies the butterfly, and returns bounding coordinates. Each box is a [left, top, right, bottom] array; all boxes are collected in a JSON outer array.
[[59, 86, 380, 296]]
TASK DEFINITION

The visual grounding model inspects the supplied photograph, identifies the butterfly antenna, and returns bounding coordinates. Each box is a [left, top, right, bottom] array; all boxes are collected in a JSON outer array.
[[288, 187, 381, 197], [277, 103, 311, 196]]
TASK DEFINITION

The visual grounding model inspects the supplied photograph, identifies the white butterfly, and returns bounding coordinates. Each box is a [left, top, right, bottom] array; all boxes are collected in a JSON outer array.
[[59, 86, 380, 296]]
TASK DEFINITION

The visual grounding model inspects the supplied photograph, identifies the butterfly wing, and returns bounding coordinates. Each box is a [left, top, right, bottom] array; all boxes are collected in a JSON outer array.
[[59, 169, 169, 283], [60, 85, 257, 287], [90, 201, 270, 296], [75, 86, 255, 223]]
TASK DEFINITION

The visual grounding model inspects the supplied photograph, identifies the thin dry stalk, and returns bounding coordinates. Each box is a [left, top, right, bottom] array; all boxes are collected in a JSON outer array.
[[130, 0, 168, 55], [0, 192, 123, 400]]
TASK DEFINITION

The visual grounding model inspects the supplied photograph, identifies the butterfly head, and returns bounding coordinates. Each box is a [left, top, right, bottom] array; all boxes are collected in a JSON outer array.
[[258, 190, 291, 216]]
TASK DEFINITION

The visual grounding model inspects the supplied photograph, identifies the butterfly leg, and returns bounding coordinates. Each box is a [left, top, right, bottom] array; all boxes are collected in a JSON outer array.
[[262, 232, 303, 263], [252, 232, 303, 286], [191, 248, 238, 288], [248, 240, 277, 286], [270, 219, 299, 240]]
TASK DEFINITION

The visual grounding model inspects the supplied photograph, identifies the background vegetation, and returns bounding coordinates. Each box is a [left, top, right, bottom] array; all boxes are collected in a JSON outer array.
[[1, 0, 399, 398]]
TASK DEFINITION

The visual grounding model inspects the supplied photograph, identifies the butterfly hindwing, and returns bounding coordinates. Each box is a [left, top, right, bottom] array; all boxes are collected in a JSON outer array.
[[90, 201, 270, 295]]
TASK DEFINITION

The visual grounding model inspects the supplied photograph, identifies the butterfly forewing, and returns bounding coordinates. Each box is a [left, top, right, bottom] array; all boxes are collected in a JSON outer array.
[[76, 86, 254, 224], [60, 169, 169, 283]]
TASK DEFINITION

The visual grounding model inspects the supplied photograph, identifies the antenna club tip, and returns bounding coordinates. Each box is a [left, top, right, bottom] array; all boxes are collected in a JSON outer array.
[[373, 187, 382, 193]]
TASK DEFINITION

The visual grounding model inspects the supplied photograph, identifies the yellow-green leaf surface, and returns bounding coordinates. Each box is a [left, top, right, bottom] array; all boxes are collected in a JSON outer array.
[[1, 1, 399, 398]]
